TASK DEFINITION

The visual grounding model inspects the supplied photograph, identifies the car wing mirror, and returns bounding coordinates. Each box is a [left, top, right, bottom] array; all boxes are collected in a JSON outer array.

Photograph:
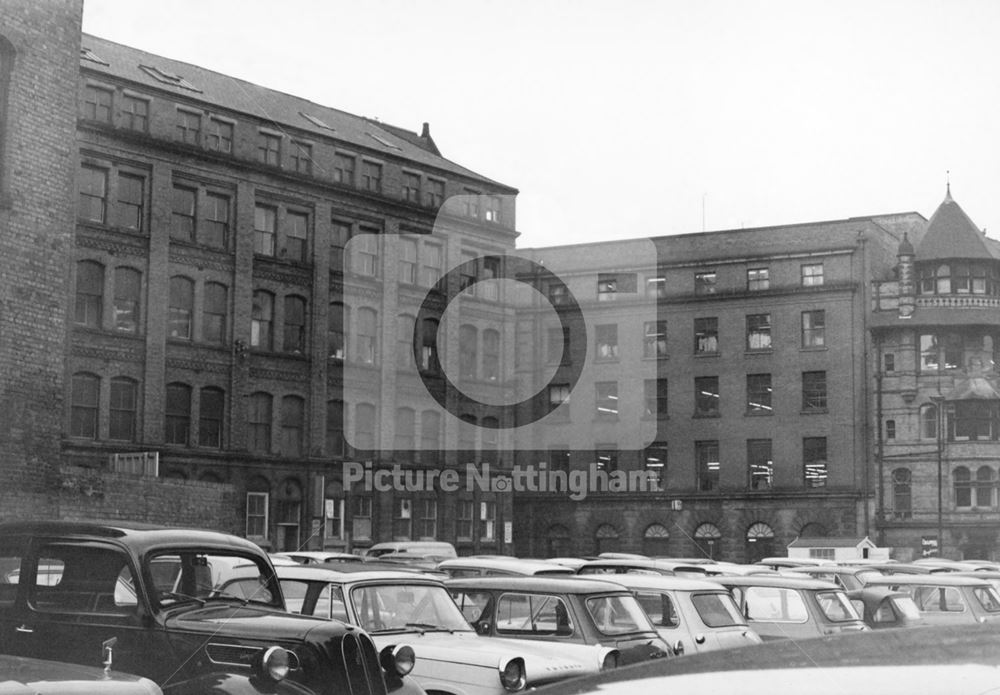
[[672, 639, 684, 656], [475, 621, 490, 635]]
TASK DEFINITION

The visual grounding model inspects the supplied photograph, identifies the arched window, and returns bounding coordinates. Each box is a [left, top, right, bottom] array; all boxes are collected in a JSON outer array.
[[280, 395, 305, 458], [921, 405, 938, 440], [165, 382, 192, 445], [642, 523, 670, 557], [199, 387, 225, 448], [113, 267, 141, 333], [248, 392, 273, 453], [594, 524, 620, 554], [693, 522, 722, 560], [954, 466, 972, 508], [892, 468, 912, 519], [70, 372, 100, 439], [459, 324, 478, 380], [325, 399, 345, 457], [168, 276, 194, 340], [357, 307, 377, 364], [203, 282, 227, 344], [328, 302, 347, 360], [109, 377, 138, 442], [251, 290, 274, 349], [547, 524, 571, 557], [975, 466, 995, 508], [746, 522, 775, 563], [283, 295, 307, 353], [74, 260, 104, 328]]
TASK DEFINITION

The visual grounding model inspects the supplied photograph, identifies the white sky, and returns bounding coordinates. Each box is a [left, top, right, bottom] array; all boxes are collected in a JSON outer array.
[[82, 0, 1000, 248]]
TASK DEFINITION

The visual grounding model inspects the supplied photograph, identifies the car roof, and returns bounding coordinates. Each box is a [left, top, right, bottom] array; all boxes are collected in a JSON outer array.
[[595, 573, 736, 592], [712, 575, 842, 590], [866, 574, 994, 587], [275, 566, 444, 584], [789, 565, 881, 576], [437, 557, 575, 574], [577, 559, 708, 574], [443, 575, 629, 594]]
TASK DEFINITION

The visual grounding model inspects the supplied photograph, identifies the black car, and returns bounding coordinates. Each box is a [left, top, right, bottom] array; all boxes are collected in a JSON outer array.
[[0, 653, 163, 694], [0, 520, 420, 695]]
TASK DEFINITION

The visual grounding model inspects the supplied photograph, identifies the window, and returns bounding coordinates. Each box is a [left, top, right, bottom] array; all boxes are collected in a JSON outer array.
[[283, 295, 307, 353], [417, 499, 438, 540], [168, 276, 194, 340], [954, 466, 972, 508], [165, 382, 192, 445], [352, 495, 372, 541], [696, 440, 720, 491], [481, 418, 499, 464], [483, 329, 500, 381], [884, 353, 895, 373], [485, 195, 502, 222], [330, 220, 351, 272], [695, 376, 720, 416], [953, 400, 1000, 441], [204, 192, 230, 248], [425, 178, 445, 207], [205, 117, 233, 153], [399, 238, 418, 284], [109, 377, 137, 441], [361, 161, 382, 192], [548, 281, 569, 306], [456, 500, 474, 541], [644, 445, 667, 487], [354, 233, 379, 277], [75, 260, 104, 328], [549, 447, 571, 474], [121, 94, 148, 131], [643, 320, 668, 358], [117, 173, 144, 230], [254, 205, 276, 256], [464, 190, 481, 218], [329, 302, 347, 361], [694, 523, 721, 559], [420, 318, 440, 373], [251, 290, 274, 350], [801, 263, 824, 287], [746, 314, 772, 350], [199, 387, 224, 448], [326, 400, 345, 457], [480, 257, 500, 301], [481, 501, 496, 541], [597, 275, 618, 301], [281, 396, 305, 458], [176, 109, 201, 145], [394, 407, 415, 453], [549, 383, 570, 417], [802, 371, 827, 411], [747, 268, 769, 291], [171, 185, 196, 242], [112, 267, 140, 333], [246, 492, 269, 538], [802, 310, 826, 348], [392, 499, 412, 540], [886, 419, 896, 439], [459, 325, 478, 380], [891, 468, 911, 519], [646, 276, 667, 298], [248, 392, 273, 453], [203, 282, 228, 344], [70, 373, 99, 439], [748, 439, 773, 490], [357, 308, 378, 364], [421, 243, 442, 286], [421, 411, 441, 456], [325, 496, 344, 540], [290, 141, 312, 175], [694, 317, 718, 354], [285, 211, 309, 262], [258, 131, 281, 165], [83, 84, 112, 122], [79, 164, 107, 223], [746, 373, 772, 414], [595, 381, 619, 419], [975, 466, 995, 508], [644, 378, 668, 418], [921, 404, 939, 439], [595, 324, 618, 360], [402, 172, 421, 203], [548, 326, 569, 364], [396, 313, 413, 369], [695, 271, 717, 295], [353, 403, 376, 452], [803, 437, 828, 487], [333, 153, 355, 185]]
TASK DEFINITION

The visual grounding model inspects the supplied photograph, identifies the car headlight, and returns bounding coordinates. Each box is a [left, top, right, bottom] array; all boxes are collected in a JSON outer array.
[[499, 657, 526, 692], [255, 646, 292, 682], [600, 649, 621, 670], [379, 644, 416, 677]]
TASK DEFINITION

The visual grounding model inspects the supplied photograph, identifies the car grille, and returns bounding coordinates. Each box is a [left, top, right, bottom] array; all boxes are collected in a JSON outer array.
[[338, 631, 388, 695]]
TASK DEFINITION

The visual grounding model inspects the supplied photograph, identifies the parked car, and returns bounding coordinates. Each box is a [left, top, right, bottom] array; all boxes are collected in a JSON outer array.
[[444, 576, 670, 665], [785, 564, 884, 590], [0, 654, 163, 694], [712, 575, 868, 641], [846, 586, 925, 629], [576, 559, 709, 577], [273, 550, 361, 565], [269, 565, 602, 695], [605, 573, 762, 654], [365, 541, 458, 560], [865, 574, 1000, 625], [754, 557, 835, 570], [531, 623, 1000, 695], [438, 557, 575, 577], [0, 520, 420, 695]]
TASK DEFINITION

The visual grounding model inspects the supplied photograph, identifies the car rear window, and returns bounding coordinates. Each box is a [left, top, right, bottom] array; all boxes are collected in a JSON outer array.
[[904, 585, 966, 613], [691, 592, 746, 627], [973, 586, 1000, 613], [743, 586, 808, 623], [585, 594, 655, 636], [816, 591, 862, 622]]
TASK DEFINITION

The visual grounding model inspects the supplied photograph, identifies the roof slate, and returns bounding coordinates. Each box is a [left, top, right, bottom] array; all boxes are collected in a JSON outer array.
[[916, 188, 993, 261], [80, 34, 513, 191]]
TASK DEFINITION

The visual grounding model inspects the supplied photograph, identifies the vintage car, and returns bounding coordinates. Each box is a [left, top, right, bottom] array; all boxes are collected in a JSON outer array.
[[531, 623, 1000, 695], [604, 573, 762, 654], [267, 565, 602, 695], [785, 564, 885, 590], [0, 653, 163, 694], [437, 557, 575, 577], [0, 520, 420, 695], [865, 574, 1000, 625], [846, 586, 925, 629], [444, 576, 670, 665], [576, 559, 710, 577], [712, 575, 869, 640]]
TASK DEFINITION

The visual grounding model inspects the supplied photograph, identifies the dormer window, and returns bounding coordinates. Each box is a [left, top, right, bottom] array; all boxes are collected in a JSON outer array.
[[139, 64, 201, 92]]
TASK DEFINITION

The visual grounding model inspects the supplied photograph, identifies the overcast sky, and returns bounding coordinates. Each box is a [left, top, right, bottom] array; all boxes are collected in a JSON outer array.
[[81, 0, 1000, 248]]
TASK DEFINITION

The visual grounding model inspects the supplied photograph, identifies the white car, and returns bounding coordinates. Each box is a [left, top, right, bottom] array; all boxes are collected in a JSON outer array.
[[254, 566, 615, 695]]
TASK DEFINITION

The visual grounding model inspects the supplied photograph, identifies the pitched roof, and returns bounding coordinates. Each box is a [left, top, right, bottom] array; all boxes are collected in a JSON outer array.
[[787, 536, 876, 548], [79, 34, 513, 191], [915, 186, 992, 261]]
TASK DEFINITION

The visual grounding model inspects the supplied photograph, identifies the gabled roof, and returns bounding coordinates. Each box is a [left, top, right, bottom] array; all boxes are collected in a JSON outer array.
[[915, 186, 992, 261], [787, 536, 876, 548], [79, 34, 514, 191]]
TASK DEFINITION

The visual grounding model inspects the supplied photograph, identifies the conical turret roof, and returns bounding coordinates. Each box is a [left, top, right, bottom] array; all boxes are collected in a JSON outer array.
[[916, 185, 992, 261]]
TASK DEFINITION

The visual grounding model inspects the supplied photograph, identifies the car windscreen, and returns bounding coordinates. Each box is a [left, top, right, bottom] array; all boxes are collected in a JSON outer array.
[[585, 594, 656, 635], [973, 585, 1000, 613], [816, 591, 863, 622], [149, 551, 281, 608], [349, 583, 474, 634], [691, 591, 747, 627]]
